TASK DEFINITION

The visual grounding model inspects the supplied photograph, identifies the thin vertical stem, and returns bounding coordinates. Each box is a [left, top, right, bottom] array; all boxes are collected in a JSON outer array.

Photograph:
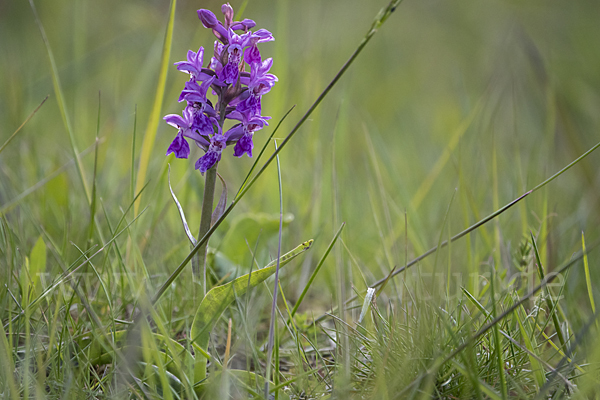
[[265, 140, 284, 397], [197, 165, 218, 296], [196, 89, 227, 294]]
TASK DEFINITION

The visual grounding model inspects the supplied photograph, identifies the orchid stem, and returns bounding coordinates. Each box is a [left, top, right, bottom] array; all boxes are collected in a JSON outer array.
[[197, 164, 218, 296]]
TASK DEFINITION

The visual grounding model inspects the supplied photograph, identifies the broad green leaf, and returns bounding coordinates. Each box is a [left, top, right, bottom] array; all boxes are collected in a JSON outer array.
[[191, 239, 312, 383], [218, 212, 295, 265], [206, 248, 240, 281], [46, 171, 69, 210]]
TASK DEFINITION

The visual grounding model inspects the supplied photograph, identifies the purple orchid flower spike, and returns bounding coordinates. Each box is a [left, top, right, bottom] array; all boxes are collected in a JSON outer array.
[[195, 134, 227, 173], [167, 3, 276, 170]]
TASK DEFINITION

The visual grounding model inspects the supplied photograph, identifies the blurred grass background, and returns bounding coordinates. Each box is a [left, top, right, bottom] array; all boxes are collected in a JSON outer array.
[[2, 0, 600, 396], [2, 0, 600, 304]]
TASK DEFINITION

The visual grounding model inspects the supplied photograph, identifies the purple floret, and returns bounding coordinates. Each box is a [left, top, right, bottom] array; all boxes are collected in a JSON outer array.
[[166, 132, 190, 159], [195, 134, 227, 173], [174, 47, 212, 82]]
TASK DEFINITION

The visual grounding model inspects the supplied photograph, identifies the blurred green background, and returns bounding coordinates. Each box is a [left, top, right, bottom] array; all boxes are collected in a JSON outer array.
[[2, 0, 600, 315]]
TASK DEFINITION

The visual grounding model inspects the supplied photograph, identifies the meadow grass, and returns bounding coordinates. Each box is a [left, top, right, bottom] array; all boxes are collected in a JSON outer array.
[[2, 0, 600, 398]]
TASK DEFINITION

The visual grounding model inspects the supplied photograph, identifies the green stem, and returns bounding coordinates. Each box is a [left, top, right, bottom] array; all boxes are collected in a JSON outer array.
[[197, 165, 218, 295]]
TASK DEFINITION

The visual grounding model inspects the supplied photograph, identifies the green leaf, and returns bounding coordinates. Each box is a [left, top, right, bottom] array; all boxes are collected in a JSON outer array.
[[82, 330, 194, 385], [218, 212, 295, 265], [191, 239, 312, 383], [20, 236, 46, 302]]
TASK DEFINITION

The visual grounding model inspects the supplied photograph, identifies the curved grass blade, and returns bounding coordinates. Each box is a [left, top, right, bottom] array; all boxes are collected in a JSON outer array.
[[515, 311, 546, 389], [134, 0, 177, 214], [530, 232, 566, 349], [582, 231, 596, 314], [211, 173, 227, 226], [291, 222, 345, 318], [131, 105, 138, 203], [168, 165, 196, 245], [0, 95, 48, 155]]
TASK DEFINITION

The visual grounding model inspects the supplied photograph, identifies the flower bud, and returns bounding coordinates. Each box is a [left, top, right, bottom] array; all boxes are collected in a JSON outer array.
[[221, 3, 234, 27], [242, 19, 256, 29], [197, 9, 218, 28]]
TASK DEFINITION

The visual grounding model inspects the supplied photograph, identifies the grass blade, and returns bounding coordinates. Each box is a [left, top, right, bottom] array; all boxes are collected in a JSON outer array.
[[134, 0, 177, 214], [265, 139, 284, 397], [582, 231, 596, 314], [28, 0, 91, 204], [87, 93, 101, 247], [489, 265, 508, 399], [290, 222, 345, 318], [0, 96, 48, 155], [168, 165, 196, 245], [515, 309, 545, 389], [530, 232, 566, 349]]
